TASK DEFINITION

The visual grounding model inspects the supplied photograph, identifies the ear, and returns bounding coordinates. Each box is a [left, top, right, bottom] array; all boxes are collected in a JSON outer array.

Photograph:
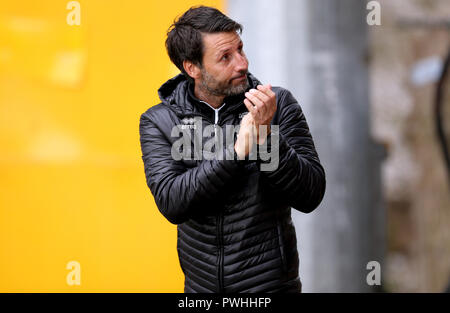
[[183, 60, 201, 80]]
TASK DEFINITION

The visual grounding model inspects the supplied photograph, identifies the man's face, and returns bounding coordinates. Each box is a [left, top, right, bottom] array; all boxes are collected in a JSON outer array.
[[196, 31, 249, 97]]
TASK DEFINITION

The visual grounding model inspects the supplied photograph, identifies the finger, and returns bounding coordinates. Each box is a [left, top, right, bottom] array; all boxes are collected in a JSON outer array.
[[257, 85, 276, 114], [244, 98, 257, 118], [250, 89, 272, 119], [250, 103, 264, 123], [249, 88, 269, 103], [246, 102, 262, 123], [245, 91, 264, 108], [246, 91, 267, 115], [257, 84, 275, 98], [245, 92, 266, 120]]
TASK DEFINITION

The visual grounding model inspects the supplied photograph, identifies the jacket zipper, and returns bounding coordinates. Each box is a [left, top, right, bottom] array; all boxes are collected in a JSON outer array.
[[214, 109, 219, 139], [200, 100, 221, 138], [217, 212, 224, 292], [215, 108, 224, 292]]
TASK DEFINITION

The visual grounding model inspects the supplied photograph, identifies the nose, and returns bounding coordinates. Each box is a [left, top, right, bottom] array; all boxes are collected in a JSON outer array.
[[234, 51, 248, 72]]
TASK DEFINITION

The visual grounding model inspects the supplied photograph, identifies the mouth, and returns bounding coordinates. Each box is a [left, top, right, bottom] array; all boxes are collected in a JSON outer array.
[[232, 74, 247, 82]]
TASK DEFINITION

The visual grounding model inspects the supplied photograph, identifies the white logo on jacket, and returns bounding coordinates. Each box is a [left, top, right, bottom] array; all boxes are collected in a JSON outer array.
[[180, 117, 197, 129]]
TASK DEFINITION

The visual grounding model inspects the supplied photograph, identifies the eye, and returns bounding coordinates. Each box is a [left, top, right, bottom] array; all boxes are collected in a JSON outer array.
[[221, 54, 229, 61]]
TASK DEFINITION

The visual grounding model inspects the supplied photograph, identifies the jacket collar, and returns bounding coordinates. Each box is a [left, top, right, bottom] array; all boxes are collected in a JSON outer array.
[[157, 72, 262, 121]]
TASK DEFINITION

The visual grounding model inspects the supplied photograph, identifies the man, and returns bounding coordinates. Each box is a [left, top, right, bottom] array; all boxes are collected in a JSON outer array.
[[139, 6, 326, 293]]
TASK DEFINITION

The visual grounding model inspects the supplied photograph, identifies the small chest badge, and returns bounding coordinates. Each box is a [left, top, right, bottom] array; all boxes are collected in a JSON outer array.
[[180, 117, 197, 129]]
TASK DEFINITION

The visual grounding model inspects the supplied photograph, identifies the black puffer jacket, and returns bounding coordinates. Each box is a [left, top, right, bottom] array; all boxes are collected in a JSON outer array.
[[139, 72, 326, 293]]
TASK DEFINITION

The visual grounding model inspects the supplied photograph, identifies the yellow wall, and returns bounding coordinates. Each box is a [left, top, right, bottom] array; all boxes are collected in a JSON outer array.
[[0, 0, 224, 292]]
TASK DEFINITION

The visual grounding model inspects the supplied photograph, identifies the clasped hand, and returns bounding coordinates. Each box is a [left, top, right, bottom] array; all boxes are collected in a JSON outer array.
[[234, 84, 276, 159]]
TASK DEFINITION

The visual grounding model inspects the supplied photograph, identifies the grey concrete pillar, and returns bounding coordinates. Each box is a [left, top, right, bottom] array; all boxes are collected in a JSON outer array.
[[228, 0, 385, 292]]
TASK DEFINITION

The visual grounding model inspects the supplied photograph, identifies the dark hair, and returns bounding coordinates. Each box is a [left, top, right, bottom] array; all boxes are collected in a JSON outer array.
[[165, 6, 243, 82]]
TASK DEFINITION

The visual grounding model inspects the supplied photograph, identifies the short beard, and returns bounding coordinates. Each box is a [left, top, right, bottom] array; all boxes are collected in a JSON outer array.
[[199, 67, 249, 97]]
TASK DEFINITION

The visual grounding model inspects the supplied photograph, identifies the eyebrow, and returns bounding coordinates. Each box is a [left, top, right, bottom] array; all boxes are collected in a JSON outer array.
[[216, 40, 243, 57]]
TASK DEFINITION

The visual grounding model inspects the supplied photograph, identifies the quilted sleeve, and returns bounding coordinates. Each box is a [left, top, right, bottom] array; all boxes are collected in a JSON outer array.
[[258, 89, 326, 213]]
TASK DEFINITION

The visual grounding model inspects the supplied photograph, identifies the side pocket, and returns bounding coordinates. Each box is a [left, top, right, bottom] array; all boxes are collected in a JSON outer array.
[[276, 218, 288, 273]]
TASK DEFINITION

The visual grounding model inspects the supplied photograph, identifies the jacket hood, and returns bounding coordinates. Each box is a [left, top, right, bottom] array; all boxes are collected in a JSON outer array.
[[157, 72, 262, 117]]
